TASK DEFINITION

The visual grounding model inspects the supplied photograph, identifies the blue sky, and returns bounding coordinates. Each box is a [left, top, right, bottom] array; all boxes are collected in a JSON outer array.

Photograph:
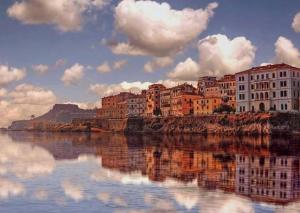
[[0, 0, 300, 126]]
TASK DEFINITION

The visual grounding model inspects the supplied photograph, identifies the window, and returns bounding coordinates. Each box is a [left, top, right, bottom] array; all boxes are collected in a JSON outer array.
[[273, 91, 276, 98], [262, 74, 264, 79], [257, 75, 259, 80], [251, 94, 254, 99], [239, 94, 245, 100], [251, 75, 253, 80], [273, 82, 276, 88], [266, 74, 269, 79], [239, 85, 245, 91], [251, 84, 254, 90], [280, 81, 287, 87], [272, 73, 276, 78]]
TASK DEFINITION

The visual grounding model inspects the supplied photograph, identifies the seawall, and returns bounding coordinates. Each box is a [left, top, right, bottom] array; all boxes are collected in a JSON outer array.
[[8, 113, 300, 135]]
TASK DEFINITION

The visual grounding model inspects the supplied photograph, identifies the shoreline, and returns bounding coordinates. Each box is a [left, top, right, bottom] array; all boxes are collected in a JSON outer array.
[[7, 112, 300, 136]]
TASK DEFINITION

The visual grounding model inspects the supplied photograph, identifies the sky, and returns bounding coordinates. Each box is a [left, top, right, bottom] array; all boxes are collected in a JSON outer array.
[[0, 0, 300, 127]]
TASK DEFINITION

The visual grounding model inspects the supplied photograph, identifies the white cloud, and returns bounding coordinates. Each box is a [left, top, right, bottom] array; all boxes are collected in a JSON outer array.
[[97, 62, 111, 73], [113, 0, 218, 57], [0, 134, 55, 179], [9, 84, 57, 105], [89, 81, 151, 97], [61, 63, 85, 86], [198, 34, 256, 77], [0, 88, 7, 97], [32, 64, 49, 74], [7, 0, 109, 32], [61, 180, 84, 202], [97, 192, 110, 204], [167, 58, 199, 81], [292, 12, 300, 33], [64, 101, 101, 109], [0, 178, 25, 199], [55, 58, 67, 67], [0, 65, 26, 86], [113, 59, 128, 70], [0, 84, 57, 127], [273, 36, 300, 67], [144, 57, 173, 73]]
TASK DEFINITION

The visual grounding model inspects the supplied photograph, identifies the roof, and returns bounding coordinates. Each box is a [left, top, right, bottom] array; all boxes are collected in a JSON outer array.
[[236, 63, 300, 75]]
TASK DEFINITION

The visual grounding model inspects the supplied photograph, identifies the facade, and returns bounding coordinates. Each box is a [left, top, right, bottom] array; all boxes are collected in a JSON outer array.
[[145, 84, 166, 117], [160, 89, 171, 117], [127, 91, 146, 117], [97, 92, 136, 119], [236, 154, 300, 203], [171, 94, 200, 116], [198, 76, 217, 95], [236, 63, 300, 113], [218, 74, 236, 109], [193, 96, 222, 115]]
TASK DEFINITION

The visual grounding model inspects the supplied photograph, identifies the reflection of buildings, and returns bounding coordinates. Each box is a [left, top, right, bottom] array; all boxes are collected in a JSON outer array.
[[236, 154, 300, 204]]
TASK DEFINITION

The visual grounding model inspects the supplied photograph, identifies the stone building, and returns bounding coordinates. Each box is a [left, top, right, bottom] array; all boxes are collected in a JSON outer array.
[[193, 96, 222, 115], [217, 74, 236, 109], [127, 90, 147, 117], [236, 63, 300, 113], [145, 84, 166, 117]]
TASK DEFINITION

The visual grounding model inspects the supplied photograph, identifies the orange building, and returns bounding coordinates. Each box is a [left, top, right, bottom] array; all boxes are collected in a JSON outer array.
[[193, 96, 222, 115], [171, 94, 200, 116], [97, 92, 136, 119], [145, 84, 166, 117]]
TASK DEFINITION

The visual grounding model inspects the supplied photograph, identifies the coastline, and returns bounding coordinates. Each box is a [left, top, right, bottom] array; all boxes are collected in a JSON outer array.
[[7, 112, 300, 136]]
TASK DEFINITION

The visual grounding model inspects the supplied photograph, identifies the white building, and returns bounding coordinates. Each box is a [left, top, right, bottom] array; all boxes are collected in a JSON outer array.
[[236, 64, 300, 113], [127, 91, 146, 117]]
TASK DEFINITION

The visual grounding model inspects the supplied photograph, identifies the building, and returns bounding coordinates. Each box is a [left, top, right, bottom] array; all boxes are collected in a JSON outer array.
[[160, 83, 198, 116], [127, 90, 146, 117], [97, 92, 136, 119], [218, 74, 236, 109], [145, 84, 166, 117], [193, 96, 222, 115], [198, 76, 217, 95], [236, 63, 300, 113]]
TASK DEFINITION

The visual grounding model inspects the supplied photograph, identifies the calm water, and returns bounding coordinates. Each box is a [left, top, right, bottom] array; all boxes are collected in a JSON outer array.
[[0, 132, 300, 213]]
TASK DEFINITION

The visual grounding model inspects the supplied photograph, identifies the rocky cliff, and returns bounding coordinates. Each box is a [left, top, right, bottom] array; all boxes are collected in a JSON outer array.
[[9, 104, 97, 131]]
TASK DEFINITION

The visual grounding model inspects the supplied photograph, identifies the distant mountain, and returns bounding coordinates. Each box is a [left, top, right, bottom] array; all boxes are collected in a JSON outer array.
[[9, 104, 97, 130]]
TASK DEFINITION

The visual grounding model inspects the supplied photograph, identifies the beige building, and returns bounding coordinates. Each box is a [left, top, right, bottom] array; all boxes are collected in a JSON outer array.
[[127, 90, 146, 117], [160, 89, 171, 117], [236, 63, 300, 113]]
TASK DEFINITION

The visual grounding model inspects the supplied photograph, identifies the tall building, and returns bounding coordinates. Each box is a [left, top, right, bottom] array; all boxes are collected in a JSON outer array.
[[218, 74, 236, 109], [236, 64, 300, 113], [127, 90, 146, 117], [145, 84, 166, 117]]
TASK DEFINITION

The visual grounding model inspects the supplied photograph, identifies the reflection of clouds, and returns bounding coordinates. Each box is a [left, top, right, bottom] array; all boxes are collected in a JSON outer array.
[[196, 193, 254, 213], [61, 180, 84, 202], [113, 196, 127, 207], [170, 189, 198, 210], [0, 135, 55, 179], [144, 193, 174, 211], [97, 192, 110, 204], [0, 178, 25, 199], [276, 202, 300, 213], [33, 188, 48, 201]]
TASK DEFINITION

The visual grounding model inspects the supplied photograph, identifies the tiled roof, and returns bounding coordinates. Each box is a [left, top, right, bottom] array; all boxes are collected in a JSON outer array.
[[236, 63, 300, 75]]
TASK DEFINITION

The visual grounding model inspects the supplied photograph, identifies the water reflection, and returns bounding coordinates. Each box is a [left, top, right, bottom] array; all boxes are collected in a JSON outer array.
[[2, 131, 300, 212]]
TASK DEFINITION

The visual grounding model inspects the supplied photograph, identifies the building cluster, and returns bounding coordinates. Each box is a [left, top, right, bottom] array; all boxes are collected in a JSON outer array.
[[97, 63, 300, 119]]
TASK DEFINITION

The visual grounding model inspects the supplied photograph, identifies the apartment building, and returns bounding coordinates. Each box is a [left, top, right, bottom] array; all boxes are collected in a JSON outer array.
[[236, 64, 300, 113], [218, 74, 236, 108], [145, 84, 166, 117], [198, 76, 217, 95], [193, 96, 222, 115], [127, 90, 147, 117], [159, 83, 198, 116]]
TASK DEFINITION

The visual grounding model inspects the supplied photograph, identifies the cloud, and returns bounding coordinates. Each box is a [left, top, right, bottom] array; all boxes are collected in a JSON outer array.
[[61, 180, 84, 202], [167, 58, 199, 81], [144, 57, 173, 73], [0, 178, 25, 199], [97, 192, 110, 204], [113, 59, 128, 70], [0, 88, 7, 97], [89, 81, 151, 97], [32, 64, 49, 75], [9, 84, 57, 105], [292, 12, 300, 33], [0, 65, 26, 87], [198, 34, 256, 77], [273, 36, 300, 67], [113, 0, 218, 57], [64, 101, 101, 109], [61, 63, 85, 86], [33, 189, 49, 201], [7, 0, 109, 32], [0, 134, 55, 178], [55, 58, 67, 67], [97, 62, 111, 73], [0, 84, 57, 127]]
